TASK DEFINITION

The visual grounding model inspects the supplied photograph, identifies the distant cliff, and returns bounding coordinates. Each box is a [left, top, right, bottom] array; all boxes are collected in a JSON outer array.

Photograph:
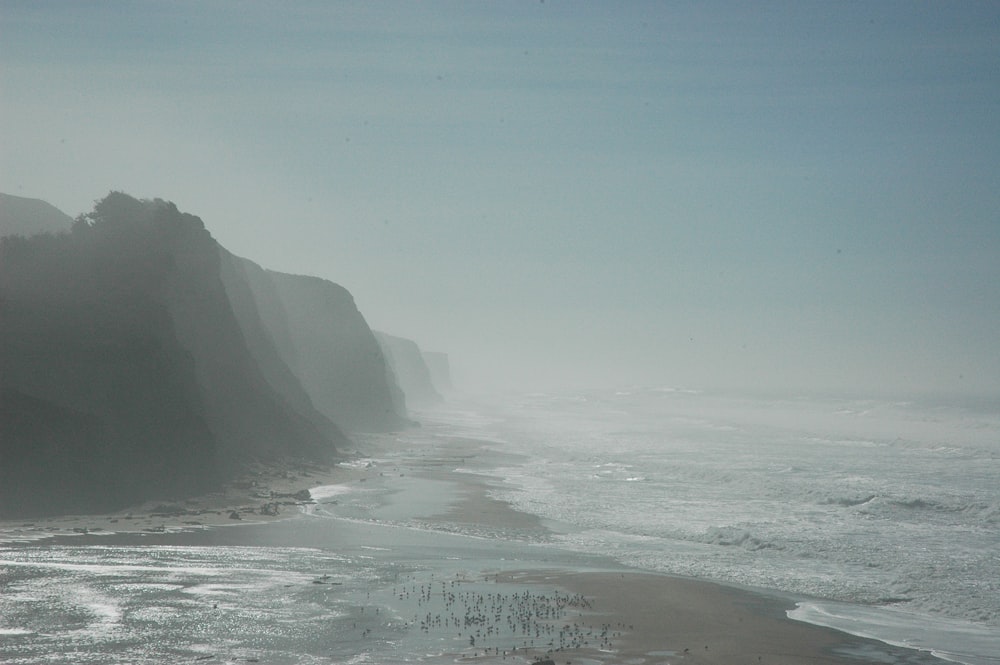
[[0, 193, 350, 518], [0, 192, 72, 238], [220, 253, 407, 432], [422, 351, 453, 394], [375, 332, 443, 408]]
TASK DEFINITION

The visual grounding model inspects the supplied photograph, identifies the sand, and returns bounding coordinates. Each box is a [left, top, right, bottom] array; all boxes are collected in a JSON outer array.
[[498, 570, 853, 665]]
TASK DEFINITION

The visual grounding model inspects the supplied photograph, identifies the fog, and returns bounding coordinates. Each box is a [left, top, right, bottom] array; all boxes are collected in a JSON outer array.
[[3, 2, 999, 400]]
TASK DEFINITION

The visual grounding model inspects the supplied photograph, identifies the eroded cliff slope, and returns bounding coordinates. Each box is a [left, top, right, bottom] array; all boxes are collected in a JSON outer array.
[[0, 193, 346, 517]]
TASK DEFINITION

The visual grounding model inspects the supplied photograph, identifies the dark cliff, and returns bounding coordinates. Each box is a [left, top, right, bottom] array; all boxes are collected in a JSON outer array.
[[0, 193, 345, 518]]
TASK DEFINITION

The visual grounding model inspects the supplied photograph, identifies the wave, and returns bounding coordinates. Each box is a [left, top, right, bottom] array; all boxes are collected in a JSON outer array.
[[877, 497, 1000, 524], [819, 494, 878, 508], [789, 601, 1000, 665], [806, 489, 999, 522], [803, 488, 1000, 525], [696, 526, 785, 551]]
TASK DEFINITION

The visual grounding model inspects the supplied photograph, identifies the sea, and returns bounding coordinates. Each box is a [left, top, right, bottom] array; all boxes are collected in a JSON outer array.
[[471, 388, 1000, 665], [1, 387, 998, 664]]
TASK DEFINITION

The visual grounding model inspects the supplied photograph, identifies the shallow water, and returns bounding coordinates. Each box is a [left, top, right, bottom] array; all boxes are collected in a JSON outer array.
[[0, 512, 611, 664], [0, 542, 366, 664]]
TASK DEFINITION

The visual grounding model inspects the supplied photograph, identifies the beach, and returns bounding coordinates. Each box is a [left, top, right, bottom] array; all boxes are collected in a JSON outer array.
[[0, 415, 956, 665]]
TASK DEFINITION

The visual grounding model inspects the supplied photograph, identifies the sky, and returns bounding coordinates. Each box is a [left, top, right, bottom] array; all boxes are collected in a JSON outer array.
[[2, 1, 999, 399]]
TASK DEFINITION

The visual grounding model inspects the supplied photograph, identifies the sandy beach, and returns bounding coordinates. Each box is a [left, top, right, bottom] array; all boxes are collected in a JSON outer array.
[[0, 428, 948, 665], [496, 570, 858, 665]]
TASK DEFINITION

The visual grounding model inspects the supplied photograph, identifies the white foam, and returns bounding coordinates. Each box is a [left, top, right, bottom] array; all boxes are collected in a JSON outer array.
[[789, 601, 1000, 665], [338, 457, 385, 470], [0, 627, 34, 635], [310, 484, 354, 501]]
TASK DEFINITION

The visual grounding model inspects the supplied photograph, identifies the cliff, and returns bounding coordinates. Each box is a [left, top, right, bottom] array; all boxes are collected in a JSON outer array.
[[265, 271, 408, 431], [422, 351, 454, 394], [0, 192, 72, 238], [0, 193, 345, 518], [375, 332, 443, 408], [220, 253, 407, 432]]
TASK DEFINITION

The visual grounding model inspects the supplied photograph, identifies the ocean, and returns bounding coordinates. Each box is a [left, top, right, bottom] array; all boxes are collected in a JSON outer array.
[[1, 387, 998, 664], [463, 388, 1000, 664]]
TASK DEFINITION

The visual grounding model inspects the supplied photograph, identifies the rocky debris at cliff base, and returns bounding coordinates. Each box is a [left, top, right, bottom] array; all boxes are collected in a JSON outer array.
[[0, 454, 366, 543]]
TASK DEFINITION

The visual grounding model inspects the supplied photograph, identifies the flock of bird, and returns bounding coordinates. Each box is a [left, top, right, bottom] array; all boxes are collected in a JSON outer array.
[[368, 576, 632, 660]]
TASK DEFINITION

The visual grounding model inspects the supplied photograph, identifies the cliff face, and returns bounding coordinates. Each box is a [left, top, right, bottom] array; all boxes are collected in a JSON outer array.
[[264, 271, 408, 432], [0, 192, 72, 238], [375, 332, 443, 408], [0, 193, 345, 518], [220, 253, 405, 433], [156, 205, 342, 463], [217, 251, 348, 443], [422, 351, 453, 394], [1, 194, 222, 515], [1, 389, 124, 517]]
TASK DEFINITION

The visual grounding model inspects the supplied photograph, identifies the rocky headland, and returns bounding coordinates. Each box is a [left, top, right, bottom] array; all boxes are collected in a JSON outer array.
[[0, 192, 441, 519]]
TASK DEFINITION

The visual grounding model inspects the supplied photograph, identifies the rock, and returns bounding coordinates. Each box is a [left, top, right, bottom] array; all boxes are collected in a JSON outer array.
[[228, 510, 242, 520]]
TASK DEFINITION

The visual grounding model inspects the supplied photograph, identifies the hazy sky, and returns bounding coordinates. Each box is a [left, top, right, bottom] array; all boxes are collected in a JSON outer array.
[[3, 1, 999, 398]]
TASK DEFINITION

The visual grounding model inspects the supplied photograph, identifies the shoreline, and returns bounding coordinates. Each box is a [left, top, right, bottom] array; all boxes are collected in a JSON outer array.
[[0, 454, 370, 544], [334, 427, 952, 665], [0, 425, 957, 665], [365, 426, 952, 665]]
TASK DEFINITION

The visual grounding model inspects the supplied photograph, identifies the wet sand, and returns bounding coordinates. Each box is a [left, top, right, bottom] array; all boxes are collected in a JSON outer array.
[[499, 570, 856, 665]]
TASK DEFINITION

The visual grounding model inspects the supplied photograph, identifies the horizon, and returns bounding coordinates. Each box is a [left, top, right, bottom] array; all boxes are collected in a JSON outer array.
[[3, 2, 999, 399]]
